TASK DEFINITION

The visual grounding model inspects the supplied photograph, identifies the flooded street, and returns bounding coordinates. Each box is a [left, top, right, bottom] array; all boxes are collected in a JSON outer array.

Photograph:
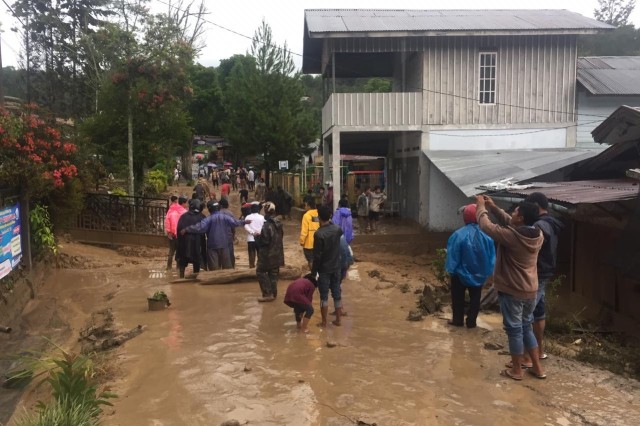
[[2, 215, 640, 425]]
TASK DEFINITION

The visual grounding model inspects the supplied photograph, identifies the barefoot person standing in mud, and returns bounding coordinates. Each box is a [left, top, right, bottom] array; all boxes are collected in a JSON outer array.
[[312, 205, 344, 327], [476, 195, 545, 381], [254, 202, 284, 302]]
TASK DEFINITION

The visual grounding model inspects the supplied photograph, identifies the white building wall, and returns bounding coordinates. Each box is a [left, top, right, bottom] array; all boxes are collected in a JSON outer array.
[[576, 89, 640, 149], [428, 160, 470, 231], [428, 127, 568, 150]]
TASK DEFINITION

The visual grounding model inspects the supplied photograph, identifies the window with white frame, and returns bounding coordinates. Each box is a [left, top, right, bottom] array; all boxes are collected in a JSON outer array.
[[479, 52, 497, 104]]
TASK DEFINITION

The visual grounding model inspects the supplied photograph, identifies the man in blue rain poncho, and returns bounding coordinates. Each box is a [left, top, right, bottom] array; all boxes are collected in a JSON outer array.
[[445, 203, 496, 328]]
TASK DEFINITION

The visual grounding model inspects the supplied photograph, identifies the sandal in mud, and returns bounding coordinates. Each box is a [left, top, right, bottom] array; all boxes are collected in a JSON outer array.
[[505, 361, 533, 369], [500, 369, 523, 381]]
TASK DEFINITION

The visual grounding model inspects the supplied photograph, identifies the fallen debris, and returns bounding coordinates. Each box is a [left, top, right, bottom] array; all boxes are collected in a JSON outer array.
[[326, 341, 338, 348], [484, 342, 504, 351], [220, 420, 241, 426], [407, 310, 424, 321], [88, 325, 146, 352], [176, 265, 302, 285], [0, 325, 11, 333], [418, 285, 442, 314], [243, 365, 252, 372]]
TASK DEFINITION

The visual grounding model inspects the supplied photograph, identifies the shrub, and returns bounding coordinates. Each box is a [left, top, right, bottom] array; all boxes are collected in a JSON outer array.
[[144, 169, 168, 195], [29, 205, 57, 257], [432, 248, 449, 287], [110, 187, 128, 196], [8, 346, 116, 425]]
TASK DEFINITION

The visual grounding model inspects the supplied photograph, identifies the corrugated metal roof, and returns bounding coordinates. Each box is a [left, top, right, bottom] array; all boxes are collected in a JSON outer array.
[[578, 57, 640, 95], [501, 179, 639, 204], [424, 149, 598, 197], [305, 9, 613, 34]]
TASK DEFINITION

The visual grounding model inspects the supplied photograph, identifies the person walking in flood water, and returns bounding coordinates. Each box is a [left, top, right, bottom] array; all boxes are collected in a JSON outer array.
[[181, 200, 250, 271], [254, 202, 285, 302], [312, 205, 344, 327], [176, 199, 206, 278], [284, 274, 318, 333], [445, 204, 496, 328], [299, 199, 320, 271], [332, 198, 354, 243], [476, 195, 545, 381], [368, 185, 386, 232]]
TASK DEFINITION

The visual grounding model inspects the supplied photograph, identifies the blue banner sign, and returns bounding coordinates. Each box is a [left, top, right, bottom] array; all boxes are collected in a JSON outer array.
[[0, 203, 22, 280]]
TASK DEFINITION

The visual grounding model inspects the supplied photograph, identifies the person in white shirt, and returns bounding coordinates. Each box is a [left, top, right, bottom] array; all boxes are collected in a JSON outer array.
[[244, 202, 266, 268], [247, 169, 255, 191]]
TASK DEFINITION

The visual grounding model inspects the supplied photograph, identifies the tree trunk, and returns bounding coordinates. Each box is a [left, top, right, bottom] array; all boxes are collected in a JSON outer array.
[[127, 96, 135, 196]]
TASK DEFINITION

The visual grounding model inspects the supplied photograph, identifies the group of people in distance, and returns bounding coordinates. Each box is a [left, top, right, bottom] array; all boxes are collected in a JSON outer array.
[[445, 192, 563, 381], [163, 174, 356, 333]]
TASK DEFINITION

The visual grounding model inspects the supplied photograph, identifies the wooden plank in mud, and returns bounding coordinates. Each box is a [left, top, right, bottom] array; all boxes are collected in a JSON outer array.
[[171, 265, 303, 285]]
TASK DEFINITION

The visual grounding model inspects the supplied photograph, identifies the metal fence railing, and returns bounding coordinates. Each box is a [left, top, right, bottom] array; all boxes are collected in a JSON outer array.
[[75, 193, 169, 235]]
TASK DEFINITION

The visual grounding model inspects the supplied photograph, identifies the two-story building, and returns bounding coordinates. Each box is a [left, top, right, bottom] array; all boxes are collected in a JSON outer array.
[[302, 9, 612, 230]]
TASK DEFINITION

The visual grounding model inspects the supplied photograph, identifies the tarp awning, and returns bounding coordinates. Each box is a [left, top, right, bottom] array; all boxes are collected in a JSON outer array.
[[424, 149, 599, 196]]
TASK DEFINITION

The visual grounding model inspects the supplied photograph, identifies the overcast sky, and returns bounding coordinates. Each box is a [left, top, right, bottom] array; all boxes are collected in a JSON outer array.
[[1, 0, 638, 70]]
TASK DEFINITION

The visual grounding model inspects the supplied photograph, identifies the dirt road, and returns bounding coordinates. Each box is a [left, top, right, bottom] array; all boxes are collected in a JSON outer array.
[[2, 196, 640, 425]]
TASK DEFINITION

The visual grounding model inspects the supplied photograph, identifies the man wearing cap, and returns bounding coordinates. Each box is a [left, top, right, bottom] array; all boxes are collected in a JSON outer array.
[[164, 195, 188, 270], [445, 204, 496, 328], [254, 202, 284, 301]]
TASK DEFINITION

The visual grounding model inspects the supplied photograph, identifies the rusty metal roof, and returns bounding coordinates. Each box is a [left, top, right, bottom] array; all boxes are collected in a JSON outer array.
[[578, 57, 640, 95], [305, 9, 612, 35], [502, 179, 640, 205]]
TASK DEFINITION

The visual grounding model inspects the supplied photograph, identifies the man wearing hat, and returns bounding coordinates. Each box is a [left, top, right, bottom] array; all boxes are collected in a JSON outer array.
[[445, 203, 496, 328]]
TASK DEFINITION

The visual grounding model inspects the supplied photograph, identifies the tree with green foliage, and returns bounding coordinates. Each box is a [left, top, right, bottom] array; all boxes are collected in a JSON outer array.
[[81, 3, 197, 194], [222, 20, 315, 186], [594, 0, 636, 26]]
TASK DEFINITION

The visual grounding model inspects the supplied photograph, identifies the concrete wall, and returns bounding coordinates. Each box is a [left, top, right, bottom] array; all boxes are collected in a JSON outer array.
[[427, 158, 470, 231], [428, 126, 568, 150], [576, 89, 640, 149]]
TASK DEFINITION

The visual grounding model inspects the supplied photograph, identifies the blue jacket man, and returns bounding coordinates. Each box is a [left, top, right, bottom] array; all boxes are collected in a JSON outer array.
[[184, 209, 248, 270], [445, 203, 496, 328]]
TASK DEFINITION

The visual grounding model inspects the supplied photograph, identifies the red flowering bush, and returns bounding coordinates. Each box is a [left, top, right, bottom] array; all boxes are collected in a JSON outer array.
[[0, 105, 79, 197]]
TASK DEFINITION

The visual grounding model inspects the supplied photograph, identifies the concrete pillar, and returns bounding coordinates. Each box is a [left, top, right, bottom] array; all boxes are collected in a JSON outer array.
[[418, 130, 430, 228], [323, 136, 331, 186], [331, 128, 341, 211]]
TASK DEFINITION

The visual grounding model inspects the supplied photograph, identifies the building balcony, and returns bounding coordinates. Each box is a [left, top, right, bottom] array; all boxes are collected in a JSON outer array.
[[322, 92, 423, 134]]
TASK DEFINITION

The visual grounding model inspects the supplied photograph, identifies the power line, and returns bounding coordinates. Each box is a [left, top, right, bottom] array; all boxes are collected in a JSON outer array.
[[155, 0, 614, 121], [2, 0, 617, 134], [429, 119, 604, 137]]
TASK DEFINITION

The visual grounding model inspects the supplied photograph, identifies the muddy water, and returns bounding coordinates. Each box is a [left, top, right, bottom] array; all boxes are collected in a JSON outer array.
[[4, 220, 639, 425], [86, 260, 640, 426]]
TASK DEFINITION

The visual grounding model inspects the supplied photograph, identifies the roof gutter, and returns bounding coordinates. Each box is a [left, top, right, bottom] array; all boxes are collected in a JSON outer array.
[[489, 195, 577, 215]]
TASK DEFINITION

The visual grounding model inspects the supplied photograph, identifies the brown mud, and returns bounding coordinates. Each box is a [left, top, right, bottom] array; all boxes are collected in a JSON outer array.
[[1, 191, 639, 425]]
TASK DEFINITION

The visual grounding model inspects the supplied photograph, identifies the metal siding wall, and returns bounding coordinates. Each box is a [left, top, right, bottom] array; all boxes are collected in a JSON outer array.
[[419, 35, 576, 125]]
